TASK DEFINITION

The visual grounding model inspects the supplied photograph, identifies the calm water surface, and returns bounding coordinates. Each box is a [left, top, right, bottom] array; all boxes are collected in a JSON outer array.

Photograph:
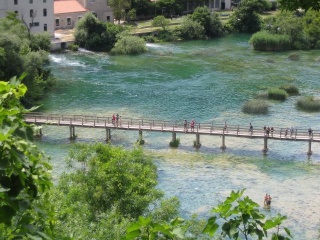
[[39, 34, 320, 239]]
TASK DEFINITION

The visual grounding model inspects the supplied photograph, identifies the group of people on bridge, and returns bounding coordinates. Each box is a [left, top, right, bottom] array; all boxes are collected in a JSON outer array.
[[112, 113, 122, 127], [183, 119, 196, 132]]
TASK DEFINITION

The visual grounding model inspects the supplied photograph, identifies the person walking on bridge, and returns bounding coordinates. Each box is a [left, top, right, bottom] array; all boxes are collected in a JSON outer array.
[[184, 120, 188, 132]]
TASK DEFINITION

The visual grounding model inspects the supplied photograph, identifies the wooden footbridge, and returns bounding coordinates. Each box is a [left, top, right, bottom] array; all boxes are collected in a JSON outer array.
[[24, 113, 320, 155]]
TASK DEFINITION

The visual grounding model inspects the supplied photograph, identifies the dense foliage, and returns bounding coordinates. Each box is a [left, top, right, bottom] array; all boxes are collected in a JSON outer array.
[[250, 11, 320, 50], [0, 14, 54, 105], [109, 0, 131, 23], [228, 0, 268, 33], [178, 18, 205, 40], [110, 31, 147, 54], [0, 78, 52, 239], [75, 13, 125, 51], [50, 143, 181, 239], [190, 7, 224, 38], [278, 0, 320, 11]]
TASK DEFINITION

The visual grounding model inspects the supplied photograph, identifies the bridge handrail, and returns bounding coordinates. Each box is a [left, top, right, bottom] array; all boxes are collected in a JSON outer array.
[[23, 113, 320, 137]]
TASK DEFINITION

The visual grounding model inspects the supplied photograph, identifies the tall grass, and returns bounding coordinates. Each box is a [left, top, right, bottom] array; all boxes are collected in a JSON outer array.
[[279, 84, 299, 95], [296, 96, 320, 112], [242, 99, 269, 114], [268, 88, 288, 101], [249, 31, 291, 51], [169, 138, 180, 147]]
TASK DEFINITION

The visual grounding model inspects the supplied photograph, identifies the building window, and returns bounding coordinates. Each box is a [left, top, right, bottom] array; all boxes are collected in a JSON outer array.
[[14, 0, 18, 5], [67, 18, 71, 25], [14, 11, 18, 14], [30, 9, 33, 17], [43, 8, 47, 17], [30, 0, 33, 3], [107, 16, 110, 21], [44, 24, 47, 31], [55, 19, 59, 26], [43, 0, 46, 2], [29, 22, 39, 27]]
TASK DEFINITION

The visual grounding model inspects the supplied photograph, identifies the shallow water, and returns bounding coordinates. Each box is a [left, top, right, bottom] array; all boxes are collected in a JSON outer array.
[[39, 34, 320, 239]]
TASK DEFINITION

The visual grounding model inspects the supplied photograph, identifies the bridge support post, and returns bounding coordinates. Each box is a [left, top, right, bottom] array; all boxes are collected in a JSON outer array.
[[137, 130, 144, 145], [307, 140, 312, 155], [262, 137, 268, 153], [220, 135, 226, 150], [194, 134, 201, 148], [69, 126, 76, 140], [106, 128, 111, 142], [172, 132, 176, 142]]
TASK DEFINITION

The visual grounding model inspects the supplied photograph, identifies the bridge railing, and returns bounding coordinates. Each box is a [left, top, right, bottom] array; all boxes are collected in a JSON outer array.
[[23, 113, 320, 139]]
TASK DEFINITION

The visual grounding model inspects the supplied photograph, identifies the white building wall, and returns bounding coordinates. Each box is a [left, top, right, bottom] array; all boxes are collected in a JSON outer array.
[[0, 0, 54, 36]]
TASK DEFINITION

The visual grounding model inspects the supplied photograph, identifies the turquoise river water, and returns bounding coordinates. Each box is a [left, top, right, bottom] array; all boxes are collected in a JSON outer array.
[[37, 34, 320, 239]]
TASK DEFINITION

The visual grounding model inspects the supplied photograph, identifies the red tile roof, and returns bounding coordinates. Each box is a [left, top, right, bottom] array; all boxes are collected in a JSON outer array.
[[54, 0, 88, 14]]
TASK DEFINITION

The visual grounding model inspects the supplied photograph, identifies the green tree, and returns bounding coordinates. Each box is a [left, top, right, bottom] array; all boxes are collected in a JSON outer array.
[[0, 14, 54, 105], [190, 7, 224, 37], [0, 77, 53, 239], [75, 13, 125, 52], [228, 0, 264, 33], [303, 10, 320, 48], [152, 15, 170, 31], [178, 17, 205, 40], [109, 0, 131, 23], [278, 0, 320, 11]]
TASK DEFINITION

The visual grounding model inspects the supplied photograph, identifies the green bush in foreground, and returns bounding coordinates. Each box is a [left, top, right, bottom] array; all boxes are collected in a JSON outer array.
[[296, 96, 320, 112], [169, 138, 180, 147], [242, 99, 269, 114], [249, 31, 291, 51], [279, 84, 299, 95], [268, 88, 288, 101]]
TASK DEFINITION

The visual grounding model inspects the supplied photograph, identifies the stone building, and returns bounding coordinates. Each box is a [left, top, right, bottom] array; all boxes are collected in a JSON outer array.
[[54, 0, 88, 29], [0, 0, 55, 36], [77, 0, 113, 22]]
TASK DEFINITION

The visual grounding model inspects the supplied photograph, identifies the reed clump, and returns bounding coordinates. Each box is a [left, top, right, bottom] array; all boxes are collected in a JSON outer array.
[[249, 31, 291, 51], [268, 88, 288, 101], [279, 84, 299, 95], [296, 96, 320, 112], [242, 99, 269, 114], [169, 138, 180, 147]]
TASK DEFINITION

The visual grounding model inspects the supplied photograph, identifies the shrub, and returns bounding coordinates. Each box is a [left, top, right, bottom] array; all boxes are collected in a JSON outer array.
[[68, 43, 79, 51], [268, 88, 288, 101], [110, 32, 147, 55], [156, 29, 179, 42], [178, 18, 205, 40], [279, 84, 299, 95], [296, 96, 320, 112], [169, 138, 180, 147], [242, 99, 269, 114], [249, 31, 291, 51]]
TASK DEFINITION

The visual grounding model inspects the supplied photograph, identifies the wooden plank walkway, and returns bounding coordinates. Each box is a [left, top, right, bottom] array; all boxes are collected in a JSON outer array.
[[24, 113, 320, 154]]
